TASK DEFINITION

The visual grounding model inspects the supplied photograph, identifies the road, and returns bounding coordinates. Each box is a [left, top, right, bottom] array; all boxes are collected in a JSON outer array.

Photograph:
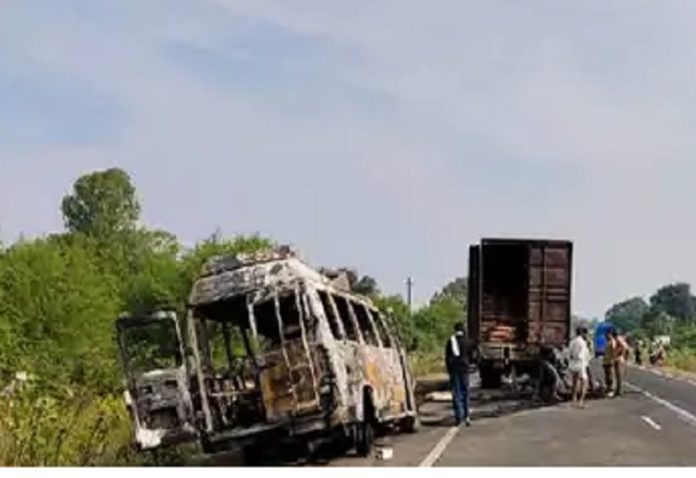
[[195, 362, 696, 466], [328, 363, 696, 466]]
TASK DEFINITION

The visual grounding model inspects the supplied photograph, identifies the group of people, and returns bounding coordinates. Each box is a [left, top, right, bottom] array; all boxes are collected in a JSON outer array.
[[567, 326, 629, 407], [443, 322, 632, 426], [634, 339, 668, 367]]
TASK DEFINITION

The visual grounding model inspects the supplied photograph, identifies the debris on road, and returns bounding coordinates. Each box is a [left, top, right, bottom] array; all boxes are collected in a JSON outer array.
[[426, 391, 453, 402], [376, 447, 394, 461]]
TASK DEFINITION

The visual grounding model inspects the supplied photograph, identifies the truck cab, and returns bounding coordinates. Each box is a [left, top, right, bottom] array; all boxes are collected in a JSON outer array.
[[116, 311, 197, 449]]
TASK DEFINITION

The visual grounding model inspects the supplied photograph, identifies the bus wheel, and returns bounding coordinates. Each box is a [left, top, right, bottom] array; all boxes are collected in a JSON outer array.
[[400, 415, 420, 433], [355, 392, 375, 457]]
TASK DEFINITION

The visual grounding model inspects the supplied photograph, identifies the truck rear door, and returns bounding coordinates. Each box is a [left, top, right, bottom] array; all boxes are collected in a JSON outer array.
[[527, 243, 573, 347], [467, 245, 481, 341]]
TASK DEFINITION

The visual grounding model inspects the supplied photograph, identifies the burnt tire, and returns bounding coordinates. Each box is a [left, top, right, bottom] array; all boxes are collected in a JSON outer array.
[[355, 391, 375, 457], [479, 362, 502, 389], [355, 419, 374, 457]]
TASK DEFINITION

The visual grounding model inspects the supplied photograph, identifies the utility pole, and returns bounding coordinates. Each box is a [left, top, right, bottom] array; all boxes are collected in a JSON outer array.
[[406, 277, 414, 313]]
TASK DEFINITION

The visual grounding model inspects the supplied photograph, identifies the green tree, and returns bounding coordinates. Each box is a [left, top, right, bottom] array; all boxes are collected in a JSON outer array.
[[373, 295, 413, 347], [605, 297, 649, 332], [178, 232, 273, 294], [412, 295, 464, 352], [0, 238, 121, 390], [640, 309, 676, 338], [432, 277, 467, 305], [650, 283, 695, 323], [61, 168, 140, 238], [352, 275, 379, 297]]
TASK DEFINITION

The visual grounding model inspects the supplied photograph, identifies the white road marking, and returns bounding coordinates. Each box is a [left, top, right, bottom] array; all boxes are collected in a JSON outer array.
[[640, 415, 662, 431], [627, 383, 696, 427], [419, 426, 459, 467]]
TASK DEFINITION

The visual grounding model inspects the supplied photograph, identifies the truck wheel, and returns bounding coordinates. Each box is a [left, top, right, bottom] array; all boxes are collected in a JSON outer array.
[[480, 362, 502, 389]]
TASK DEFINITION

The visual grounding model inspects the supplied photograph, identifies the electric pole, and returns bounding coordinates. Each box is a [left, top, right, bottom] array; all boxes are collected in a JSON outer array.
[[406, 277, 414, 313]]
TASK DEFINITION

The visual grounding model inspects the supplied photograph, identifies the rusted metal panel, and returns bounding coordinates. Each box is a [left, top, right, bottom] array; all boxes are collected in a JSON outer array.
[[467, 245, 481, 340]]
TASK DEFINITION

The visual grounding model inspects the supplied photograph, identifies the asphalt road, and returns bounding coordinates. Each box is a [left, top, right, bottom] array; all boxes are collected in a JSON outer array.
[[194, 362, 696, 466], [329, 363, 696, 466]]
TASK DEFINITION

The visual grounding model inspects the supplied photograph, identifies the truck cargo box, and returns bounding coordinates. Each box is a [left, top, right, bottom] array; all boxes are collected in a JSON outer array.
[[467, 238, 573, 387]]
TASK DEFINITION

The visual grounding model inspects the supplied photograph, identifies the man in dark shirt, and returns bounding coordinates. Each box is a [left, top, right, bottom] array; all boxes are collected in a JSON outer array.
[[445, 323, 478, 426]]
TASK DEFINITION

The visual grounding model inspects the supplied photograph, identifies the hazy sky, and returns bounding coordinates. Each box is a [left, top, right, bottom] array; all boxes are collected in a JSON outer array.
[[2, 0, 696, 317]]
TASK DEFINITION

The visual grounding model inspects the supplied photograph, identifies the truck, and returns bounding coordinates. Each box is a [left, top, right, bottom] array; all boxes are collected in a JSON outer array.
[[116, 246, 419, 460], [594, 321, 614, 357], [467, 238, 573, 388]]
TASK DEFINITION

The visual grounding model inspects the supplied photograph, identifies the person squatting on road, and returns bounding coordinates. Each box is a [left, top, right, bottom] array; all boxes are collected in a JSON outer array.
[[535, 346, 564, 403], [445, 323, 478, 427], [568, 327, 591, 408]]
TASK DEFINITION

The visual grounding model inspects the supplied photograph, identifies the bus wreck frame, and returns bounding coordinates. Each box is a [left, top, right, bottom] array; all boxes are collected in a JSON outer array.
[[116, 247, 419, 457]]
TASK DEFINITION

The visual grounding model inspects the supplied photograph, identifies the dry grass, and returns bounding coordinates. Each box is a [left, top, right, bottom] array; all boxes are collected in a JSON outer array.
[[411, 351, 446, 378], [0, 385, 137, 466], [666, 348, 696, 374]]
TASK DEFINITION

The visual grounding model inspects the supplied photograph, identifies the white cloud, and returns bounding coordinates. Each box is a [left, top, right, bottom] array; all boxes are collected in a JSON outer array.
[[2, 0, 696, 315]]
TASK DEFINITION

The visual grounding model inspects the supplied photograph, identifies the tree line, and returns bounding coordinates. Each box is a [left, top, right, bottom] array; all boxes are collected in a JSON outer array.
[[605, 283, 696, 370], [605, 283, 696, 339]]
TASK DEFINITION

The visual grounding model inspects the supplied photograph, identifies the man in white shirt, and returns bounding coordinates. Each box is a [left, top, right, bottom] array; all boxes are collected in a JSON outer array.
[[568, 327, 591, 408]]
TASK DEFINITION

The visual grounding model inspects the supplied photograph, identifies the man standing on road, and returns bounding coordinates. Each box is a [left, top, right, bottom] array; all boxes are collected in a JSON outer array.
[[611, 329, 630, 396], [569, 327, 591, 408], [634, 339, 644, 366], [582, 329, 595, 396], [603, 329, 616, 397], [445, 323, 477, 427]]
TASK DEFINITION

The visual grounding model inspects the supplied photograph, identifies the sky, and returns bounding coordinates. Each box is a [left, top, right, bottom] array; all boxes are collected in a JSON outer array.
[[2, 0, 696, 318]]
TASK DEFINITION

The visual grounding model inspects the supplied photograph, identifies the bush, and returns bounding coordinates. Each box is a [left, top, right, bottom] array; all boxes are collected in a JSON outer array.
[[0, 383, 135, 466], [666, 348, 696, 373]]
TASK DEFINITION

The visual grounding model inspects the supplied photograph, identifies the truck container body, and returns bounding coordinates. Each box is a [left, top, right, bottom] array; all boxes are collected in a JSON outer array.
[[468, 238, 573, 388]]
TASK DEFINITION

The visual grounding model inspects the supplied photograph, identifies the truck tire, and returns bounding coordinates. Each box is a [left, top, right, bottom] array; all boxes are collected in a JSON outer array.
[[480, 361, 502, 389]]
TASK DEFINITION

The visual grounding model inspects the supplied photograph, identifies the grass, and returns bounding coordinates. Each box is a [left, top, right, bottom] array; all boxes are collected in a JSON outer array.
[[411, 351, 446, 378], [666, 348, 696, 374], [0, 383, 139, 466]]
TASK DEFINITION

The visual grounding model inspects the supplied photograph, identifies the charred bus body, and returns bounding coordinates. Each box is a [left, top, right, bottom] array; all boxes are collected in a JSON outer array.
[[468, 238, 573, 388], [116, 247, 418, 457]]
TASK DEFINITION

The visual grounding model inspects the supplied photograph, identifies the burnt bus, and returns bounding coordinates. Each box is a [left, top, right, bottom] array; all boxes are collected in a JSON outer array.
[[116, 247, 418, 458], [467, 238, 573, 388]]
